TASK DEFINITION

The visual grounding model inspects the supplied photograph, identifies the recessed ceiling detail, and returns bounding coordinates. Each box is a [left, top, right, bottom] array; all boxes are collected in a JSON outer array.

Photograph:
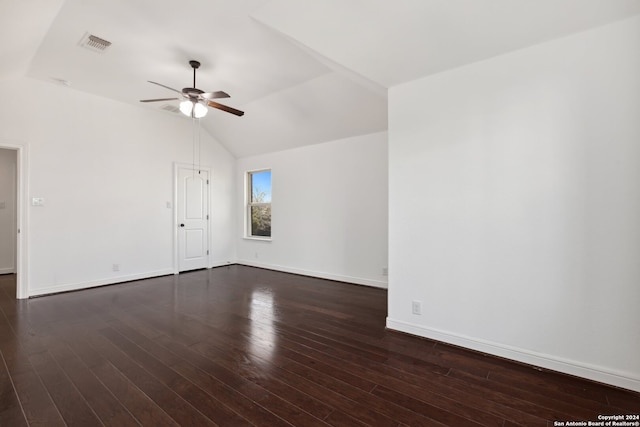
[[16, 0, 640, 158]]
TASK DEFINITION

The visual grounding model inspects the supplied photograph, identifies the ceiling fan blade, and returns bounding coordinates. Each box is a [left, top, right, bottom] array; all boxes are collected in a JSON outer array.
[[201, 91, 230, 99], [140, 97, 179, 103], [147, 81, 183, 94], [207, 101, 244, 116]]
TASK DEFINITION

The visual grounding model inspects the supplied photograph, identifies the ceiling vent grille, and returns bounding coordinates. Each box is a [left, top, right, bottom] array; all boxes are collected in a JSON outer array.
[[161, 104, 180, 114], [79, 33, 112, 53]]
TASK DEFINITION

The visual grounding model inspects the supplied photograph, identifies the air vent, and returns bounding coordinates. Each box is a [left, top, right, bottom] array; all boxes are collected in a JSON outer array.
[[79, 32, 112, 53], [161, 104, 180, 114]]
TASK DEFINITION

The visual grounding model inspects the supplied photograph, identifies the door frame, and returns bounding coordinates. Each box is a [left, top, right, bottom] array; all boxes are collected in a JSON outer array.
[[173, 162, 211, 274], [0, 140, 28, 299]]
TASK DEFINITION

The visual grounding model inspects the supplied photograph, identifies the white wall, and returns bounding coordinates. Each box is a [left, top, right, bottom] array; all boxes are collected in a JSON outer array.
[[388, 16, 640, 392], [0, 149, 17, 274], [237, 132, 388, 287], [0, 77, 236, 296]]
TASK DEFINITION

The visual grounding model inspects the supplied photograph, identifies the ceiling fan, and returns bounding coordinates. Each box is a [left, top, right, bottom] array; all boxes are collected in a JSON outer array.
[[140, 60, 244, 117]]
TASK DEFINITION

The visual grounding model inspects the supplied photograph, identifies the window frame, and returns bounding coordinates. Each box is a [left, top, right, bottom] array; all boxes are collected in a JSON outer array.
[[245, 169, 272, 240]]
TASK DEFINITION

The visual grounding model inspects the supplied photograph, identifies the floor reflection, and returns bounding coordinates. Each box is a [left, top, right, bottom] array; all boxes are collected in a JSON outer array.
[[249, 287, 277, 363]]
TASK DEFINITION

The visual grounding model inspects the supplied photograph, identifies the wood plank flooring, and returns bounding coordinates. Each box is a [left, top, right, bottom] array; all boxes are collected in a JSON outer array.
[[0, 266, 638, 426]]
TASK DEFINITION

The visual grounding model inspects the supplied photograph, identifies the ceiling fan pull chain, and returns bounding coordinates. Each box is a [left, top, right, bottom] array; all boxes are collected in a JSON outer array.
[[198, 117, 202, 174], [192, 115, 196, 177]]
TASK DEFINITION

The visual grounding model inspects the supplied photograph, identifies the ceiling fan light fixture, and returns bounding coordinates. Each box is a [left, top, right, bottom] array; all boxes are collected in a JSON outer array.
[[180, 101, 193, 117], [193, 102, 208, 118], [179, 100, 193, 116], [179, 100, 207, 118]]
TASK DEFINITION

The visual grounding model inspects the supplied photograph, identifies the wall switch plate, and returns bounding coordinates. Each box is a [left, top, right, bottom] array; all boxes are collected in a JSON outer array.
[[0, 201, 5, 209], [32, 197, 45, 206], [412, 300, 422, 315]]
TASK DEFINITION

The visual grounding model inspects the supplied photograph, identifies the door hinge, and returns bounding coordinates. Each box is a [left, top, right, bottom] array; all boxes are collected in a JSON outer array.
[[206, 179, 209, 184], [206, 214, 209, 220], [207, 250, 209, 255]]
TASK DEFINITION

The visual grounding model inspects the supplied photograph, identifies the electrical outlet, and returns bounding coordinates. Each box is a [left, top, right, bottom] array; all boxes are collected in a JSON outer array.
[[412, 300, 422, 315], [382, 267, 388, 276], [254, 252, 259, 259], [112, 264, 120, 272]]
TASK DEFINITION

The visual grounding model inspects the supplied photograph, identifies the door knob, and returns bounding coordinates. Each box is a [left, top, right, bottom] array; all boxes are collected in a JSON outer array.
[[180, 223, 185, 227]]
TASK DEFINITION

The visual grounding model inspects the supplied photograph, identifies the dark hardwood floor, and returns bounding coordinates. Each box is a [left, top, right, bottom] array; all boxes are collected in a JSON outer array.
[[0, 266, 638, 426]]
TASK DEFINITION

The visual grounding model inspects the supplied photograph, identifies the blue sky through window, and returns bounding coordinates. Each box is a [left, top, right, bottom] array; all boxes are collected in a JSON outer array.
[[252, 170, 271, 202]]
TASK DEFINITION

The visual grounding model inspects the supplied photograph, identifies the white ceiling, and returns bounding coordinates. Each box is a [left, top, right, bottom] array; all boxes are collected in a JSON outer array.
[[254, 0, 640, 87], [2, 0, 640, 157]]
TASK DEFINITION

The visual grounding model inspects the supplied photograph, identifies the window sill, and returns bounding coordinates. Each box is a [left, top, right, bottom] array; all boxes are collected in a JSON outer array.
[[243, 236, 272, 242]]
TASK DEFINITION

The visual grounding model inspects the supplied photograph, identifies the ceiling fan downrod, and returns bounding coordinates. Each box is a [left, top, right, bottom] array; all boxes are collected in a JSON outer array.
[[189, 60, 200, 88]]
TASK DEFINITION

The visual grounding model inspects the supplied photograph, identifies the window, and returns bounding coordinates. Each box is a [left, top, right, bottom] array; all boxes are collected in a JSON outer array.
[[247, 169, 271, 238]]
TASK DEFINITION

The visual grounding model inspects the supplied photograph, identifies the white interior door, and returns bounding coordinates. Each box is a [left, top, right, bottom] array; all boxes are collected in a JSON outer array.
[[177, 167, 209, 272]]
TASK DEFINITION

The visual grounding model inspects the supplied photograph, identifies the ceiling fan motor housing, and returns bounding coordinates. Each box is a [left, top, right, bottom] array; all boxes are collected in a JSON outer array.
[[183, 87, 204, 97]]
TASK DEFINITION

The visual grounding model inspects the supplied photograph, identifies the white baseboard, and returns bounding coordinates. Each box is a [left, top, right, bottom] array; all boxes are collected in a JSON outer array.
[[0, 267, 15, 275], [209, 260, 234, 269], [236, 260, 388, 289], [386, 318, 640, 393], [31, 263, 233, 296], [29, 269, 174, 297]]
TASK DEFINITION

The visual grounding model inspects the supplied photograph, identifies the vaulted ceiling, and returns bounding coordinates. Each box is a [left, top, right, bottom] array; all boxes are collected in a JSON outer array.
[[2, 0, 639, 157]]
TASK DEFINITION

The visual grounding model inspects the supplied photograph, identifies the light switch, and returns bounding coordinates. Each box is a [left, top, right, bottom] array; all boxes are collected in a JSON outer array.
[[0, 201, 5, 209], [32, 197, 45, 206]]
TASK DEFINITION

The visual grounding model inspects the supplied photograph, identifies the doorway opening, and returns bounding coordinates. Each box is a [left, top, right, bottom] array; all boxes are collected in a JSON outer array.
[[0, 143, 27, 299]]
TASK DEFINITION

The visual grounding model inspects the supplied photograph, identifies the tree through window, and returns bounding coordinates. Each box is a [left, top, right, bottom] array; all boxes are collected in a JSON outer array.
[[247, 170, 271, 238]]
